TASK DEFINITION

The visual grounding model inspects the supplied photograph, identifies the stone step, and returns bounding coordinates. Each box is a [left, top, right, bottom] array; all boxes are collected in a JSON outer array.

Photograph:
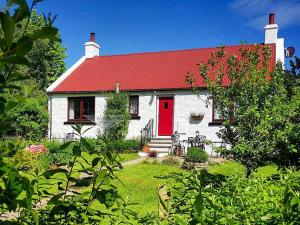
[[148, 143, 172, 148], [151, 136, 172, 140], [149, 147, 170, 153], [150, 139, 172, 144]]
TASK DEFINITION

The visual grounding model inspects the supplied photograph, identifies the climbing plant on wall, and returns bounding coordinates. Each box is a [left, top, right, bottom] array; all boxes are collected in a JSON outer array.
[[104, 92, 130, 140]]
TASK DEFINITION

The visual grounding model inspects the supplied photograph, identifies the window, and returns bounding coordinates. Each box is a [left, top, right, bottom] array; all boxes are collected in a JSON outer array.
[[212, 99, 224, 123], [68, 97, 95, 122], [164, 102, 168, 109], [129, 96, 139, 119]]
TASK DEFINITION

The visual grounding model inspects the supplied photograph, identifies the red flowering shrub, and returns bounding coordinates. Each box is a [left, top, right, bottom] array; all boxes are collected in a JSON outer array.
[[25, 144, 48, 154], [148, 150, 157, 158]]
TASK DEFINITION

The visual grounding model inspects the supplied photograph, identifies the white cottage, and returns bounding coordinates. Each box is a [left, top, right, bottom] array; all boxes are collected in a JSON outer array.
[[47, 14, 284, 156]]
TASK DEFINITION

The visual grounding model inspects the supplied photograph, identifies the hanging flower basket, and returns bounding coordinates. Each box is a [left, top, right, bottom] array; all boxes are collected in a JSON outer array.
[[190, 113, 204, 121]]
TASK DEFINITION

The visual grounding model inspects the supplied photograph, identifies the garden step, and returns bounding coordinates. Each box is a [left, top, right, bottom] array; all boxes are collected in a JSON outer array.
[[148, 143, 172, 148], [149, 139, 172, 144], [151, 136, 172, 140], [149, 147, 170, 152]]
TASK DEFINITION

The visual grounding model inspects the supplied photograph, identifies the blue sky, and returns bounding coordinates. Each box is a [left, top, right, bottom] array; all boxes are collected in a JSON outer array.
[[33, 0, 300, 68]]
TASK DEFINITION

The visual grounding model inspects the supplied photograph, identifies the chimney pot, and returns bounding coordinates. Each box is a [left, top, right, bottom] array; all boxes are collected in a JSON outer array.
[[269, 13, 275, 24], [85, 32, 100, 58], [90, 32, 95, 42]]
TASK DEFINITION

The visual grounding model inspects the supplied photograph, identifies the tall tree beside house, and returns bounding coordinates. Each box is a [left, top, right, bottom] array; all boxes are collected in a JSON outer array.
[[0, 10, 66, 139], [0, 0, 60, 213], [187, 45, 300, 176], [104, 92, 130, 140], [17, 10, 66, 90], [3, 82, 48, 140]]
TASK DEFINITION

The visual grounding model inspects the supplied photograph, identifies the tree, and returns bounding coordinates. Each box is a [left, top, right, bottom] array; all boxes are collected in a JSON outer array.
[[4, 82, 48, 140], [0, 10, 66, 139], [14, 10, 66, 90], [187, 45, 300, 176], [0, 0, 60, 214], [24, 10, 66, 90]]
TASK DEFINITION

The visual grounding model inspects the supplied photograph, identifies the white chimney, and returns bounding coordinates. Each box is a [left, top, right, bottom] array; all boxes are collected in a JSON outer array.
[[264, 13, 278, 44], [85, 33, 100, 58], [264, 13, 285, 65]]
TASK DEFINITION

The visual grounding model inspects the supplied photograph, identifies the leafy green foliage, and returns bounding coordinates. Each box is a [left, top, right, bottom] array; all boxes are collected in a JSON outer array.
[[188, 45, 300, 175], [0, 0, 60, 217], [105, 139, 140, 153], [18, 124, 137, 224], [186, 147, 208, 163], [161, 156, 181, 167], [23, 10, 66, 89], [3, 87, 48, 140], [104, 92, 130, 140], [161, 169, 300, 224], [0, 9, 66, 140]]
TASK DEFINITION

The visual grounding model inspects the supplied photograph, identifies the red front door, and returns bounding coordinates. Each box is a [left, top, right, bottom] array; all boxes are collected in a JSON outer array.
[[158, 97, 174, 136]]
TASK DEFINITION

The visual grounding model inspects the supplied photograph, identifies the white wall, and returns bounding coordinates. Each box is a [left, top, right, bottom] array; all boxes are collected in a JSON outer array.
[[49, 93, 106, 139], [49, 90, 222, 143], [127, 92, 157, 139], [173, 90, 221, 141]]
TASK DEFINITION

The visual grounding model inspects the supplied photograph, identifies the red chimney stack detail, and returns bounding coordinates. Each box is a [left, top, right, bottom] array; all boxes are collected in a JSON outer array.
[[90, 32, 95, 42], [269, 13, 275, 24]]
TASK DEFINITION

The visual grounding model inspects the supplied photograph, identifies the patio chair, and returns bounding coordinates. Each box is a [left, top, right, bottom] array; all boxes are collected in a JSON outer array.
[[187, 134, 206, 150], [170, 132, 185, 156], [65, 132, 77, 142]]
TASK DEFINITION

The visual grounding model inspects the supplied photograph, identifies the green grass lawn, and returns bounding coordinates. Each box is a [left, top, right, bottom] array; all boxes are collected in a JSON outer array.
[[115, 160, 279, 215], [16, 155, 278, 216], [208, 160, 279, 177], [115, 162, 182, 215]]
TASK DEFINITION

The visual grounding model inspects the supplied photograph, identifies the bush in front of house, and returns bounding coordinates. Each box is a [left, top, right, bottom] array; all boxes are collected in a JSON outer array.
[[162, 169, 300, 224], [104, 92, 130, 140], [0, 138, 33, 157], [44, 140, 74, 165], [186, 147, 208, 163], [161, 156, 181, 166], [106, 139, 140, 153]]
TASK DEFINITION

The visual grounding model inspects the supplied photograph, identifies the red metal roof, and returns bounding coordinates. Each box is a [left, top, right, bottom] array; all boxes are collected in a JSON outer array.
[[53, 44, 276, 93]]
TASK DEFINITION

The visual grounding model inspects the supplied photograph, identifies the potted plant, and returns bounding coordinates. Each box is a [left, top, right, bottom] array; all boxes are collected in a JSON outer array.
[[142, 145, 150, 153]]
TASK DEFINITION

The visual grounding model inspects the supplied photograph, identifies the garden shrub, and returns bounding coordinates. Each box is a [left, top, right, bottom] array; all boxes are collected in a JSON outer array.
[[162, 169, 300, 224], [0, 138, 33, 157], [104, 92, 130, 140], [13, 144, 48, 171], [44, 140, 73, 164], [161, 156, 181, 167], [16, 124, 140, 224], [106, 139, 140, 153], [186, 147, 208, 163], [5, 94, 48, 141]]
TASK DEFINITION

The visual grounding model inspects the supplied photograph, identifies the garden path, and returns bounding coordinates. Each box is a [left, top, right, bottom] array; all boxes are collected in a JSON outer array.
[[122, 157, 144, 166]]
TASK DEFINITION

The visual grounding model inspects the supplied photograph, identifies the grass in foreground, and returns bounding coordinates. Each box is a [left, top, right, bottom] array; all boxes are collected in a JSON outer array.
[[208, 160, 279, 177], [18, 155, 278, 216], [115, 161, 182, 215], [116, 160, 279, 215]]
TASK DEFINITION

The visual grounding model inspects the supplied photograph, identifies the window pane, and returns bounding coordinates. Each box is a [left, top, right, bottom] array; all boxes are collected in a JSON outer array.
[[83, 98, 95, 121], [214, 108, 222, 120], [69, 99, 80, 120], [164, 102, 168, 109], [213, 101, 223, 120], [129, 96, 138, 115]]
